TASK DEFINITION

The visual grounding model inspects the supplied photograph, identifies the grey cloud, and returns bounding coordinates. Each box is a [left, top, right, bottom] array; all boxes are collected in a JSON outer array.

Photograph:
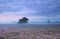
[[0, 0, 60, 16]]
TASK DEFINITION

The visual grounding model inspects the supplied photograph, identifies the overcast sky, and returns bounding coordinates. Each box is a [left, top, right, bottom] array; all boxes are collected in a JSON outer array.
[[0, 0, 60, 23]]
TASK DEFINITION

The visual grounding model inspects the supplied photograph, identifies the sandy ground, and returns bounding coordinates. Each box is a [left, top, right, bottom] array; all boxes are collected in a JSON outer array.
[[0, 24, 60, 39]]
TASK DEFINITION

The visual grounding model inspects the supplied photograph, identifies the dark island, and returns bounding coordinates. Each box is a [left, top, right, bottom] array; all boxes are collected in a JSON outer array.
[[18, 17, 29, 24]]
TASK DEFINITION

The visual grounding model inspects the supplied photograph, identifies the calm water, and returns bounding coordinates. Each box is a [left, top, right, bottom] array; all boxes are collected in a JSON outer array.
[[0, 23, 60, 31]]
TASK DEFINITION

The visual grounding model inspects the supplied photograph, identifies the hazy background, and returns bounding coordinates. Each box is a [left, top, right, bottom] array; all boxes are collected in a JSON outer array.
[[0, 0, 60, 24]]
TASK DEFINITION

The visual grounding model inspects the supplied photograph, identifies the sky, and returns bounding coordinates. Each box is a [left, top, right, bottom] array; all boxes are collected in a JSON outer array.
[[0, 0, 60, 23]]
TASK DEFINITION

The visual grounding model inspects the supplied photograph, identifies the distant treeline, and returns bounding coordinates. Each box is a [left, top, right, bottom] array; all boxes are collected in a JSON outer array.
[[47, 20, 60, 23]]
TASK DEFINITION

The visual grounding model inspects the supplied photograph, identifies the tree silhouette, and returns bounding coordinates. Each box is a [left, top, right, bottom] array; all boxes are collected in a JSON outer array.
[[18, 17, 29, 24]]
